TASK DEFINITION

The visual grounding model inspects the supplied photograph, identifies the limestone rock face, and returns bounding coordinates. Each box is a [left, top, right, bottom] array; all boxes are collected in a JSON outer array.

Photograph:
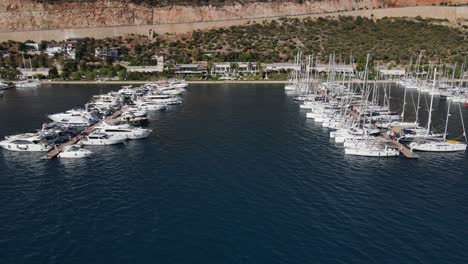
[[0, 0, 463, 32]]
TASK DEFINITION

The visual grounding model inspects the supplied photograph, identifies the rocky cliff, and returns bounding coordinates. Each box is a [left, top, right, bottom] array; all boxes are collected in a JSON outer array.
[[0, 0, 465, 32]]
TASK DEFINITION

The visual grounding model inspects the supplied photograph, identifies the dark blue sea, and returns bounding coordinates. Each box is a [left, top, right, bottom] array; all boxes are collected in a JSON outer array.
[[0, 83, 467, 264]]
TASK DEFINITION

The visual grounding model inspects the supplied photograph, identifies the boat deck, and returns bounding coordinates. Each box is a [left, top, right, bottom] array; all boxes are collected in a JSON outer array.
[[45, 108, 125, 159], [381, 133, 418, 159]]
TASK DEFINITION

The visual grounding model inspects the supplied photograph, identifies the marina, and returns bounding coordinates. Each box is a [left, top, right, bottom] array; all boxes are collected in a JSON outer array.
[[286, 52, 468, 158], [0, 83, 468, 263], [1, 80, 187, 159]]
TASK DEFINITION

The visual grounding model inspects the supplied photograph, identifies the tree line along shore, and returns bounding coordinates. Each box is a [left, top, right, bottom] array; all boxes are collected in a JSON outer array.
[[0, 16, 466, 82]]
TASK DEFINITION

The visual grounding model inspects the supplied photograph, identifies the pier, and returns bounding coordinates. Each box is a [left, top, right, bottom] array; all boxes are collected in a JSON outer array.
[[381, 133, 418, 159], [45, 108, 125, 159]]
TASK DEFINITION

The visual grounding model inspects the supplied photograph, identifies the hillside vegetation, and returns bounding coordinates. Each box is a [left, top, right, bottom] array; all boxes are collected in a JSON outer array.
[[156, 16, 467, 64]]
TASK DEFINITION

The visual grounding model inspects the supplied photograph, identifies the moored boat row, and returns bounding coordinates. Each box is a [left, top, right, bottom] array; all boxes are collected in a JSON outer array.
[[0, 79, 188, 159]]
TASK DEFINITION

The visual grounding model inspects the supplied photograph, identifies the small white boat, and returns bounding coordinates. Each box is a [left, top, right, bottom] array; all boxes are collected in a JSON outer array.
[[80, 133, 125, 146], [58, 145, 93, 158]]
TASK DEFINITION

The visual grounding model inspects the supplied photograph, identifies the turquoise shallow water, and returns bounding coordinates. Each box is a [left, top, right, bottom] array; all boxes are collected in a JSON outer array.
[[0, 83, 467, 263]]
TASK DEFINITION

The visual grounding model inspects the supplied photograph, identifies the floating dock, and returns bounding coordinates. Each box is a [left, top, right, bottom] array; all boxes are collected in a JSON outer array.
[[381, 133, 418, 159], [45, 108, 125, 159]]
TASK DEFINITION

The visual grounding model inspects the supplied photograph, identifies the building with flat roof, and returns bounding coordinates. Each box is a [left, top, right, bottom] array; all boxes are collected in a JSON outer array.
[[378, 67, 406, 77], [174, 64, 208, 75], [264, 63, 301, 72], [313, 64, 355, 74], [126, 65, 164, 73]]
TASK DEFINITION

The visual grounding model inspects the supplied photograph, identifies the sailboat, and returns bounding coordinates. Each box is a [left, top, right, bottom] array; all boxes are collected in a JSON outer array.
[[16, 55, 41, 88], [409, 68, 467, 152]]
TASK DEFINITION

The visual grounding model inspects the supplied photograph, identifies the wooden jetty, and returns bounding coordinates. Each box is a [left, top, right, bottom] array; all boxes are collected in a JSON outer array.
[[45, 108, 125, 159], [381, 133, 418, 159]]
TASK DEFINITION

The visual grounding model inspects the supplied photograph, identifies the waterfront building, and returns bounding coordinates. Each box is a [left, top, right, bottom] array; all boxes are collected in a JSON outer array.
[[174, 64, 208, 75], [126, 65, 164, 73], [378, 67, 406, 78], [264, 63, 301, 72], [211, 62, 259, 75], [313, 63, 355, 74]]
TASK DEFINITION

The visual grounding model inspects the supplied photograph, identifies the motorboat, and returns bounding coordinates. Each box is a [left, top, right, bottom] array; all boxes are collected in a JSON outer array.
[[58, 145, 93, 158], [48, 109, 100, 127], [0, 133, 51, 151], [134, 101, 167, 111], [94, 123, 152, 140], [80, 132, 126, 145]]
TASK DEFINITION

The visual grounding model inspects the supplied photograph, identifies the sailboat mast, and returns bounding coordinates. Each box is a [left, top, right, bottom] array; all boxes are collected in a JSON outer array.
[[427, 68, 437, 134]]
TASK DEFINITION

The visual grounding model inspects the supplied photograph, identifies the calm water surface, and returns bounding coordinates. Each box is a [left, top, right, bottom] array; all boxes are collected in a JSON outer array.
[[0, 83, 467, 263]]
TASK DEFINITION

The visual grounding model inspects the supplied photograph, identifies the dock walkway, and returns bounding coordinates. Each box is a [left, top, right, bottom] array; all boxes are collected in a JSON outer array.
[[45, 108, 125, 159], [381, 133, 418, 159]]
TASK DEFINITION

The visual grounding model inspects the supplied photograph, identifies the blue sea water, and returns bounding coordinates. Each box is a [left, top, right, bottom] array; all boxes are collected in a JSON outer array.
[[0, 83, 467, 264]]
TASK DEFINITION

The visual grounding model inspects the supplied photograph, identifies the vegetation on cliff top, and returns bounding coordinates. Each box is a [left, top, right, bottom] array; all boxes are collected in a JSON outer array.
[[0, 16, 466, 80]]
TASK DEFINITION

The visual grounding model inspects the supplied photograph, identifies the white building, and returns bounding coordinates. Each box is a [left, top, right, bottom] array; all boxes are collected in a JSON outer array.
[[46, 44, 64, 57], [211, 62, 231, 75], [378, 67, 406, 78], [313, 64, 355, 74], [264, 63, 301, 72], [211, 62, 259, 75], [126, 65, 164, 73]]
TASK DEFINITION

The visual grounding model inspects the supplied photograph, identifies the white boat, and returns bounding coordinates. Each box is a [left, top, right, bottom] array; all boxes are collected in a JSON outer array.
[[58, 145, 93, 158], [409, 140, 466, 152], [95, 123, 152, 140], [15, 79, 41, 88], [134, 101, 167, 111], [48, 109, 99, 127], [345, 145, 400, 157], [0, 133, 51, 152], [80, 133, 126, 145]]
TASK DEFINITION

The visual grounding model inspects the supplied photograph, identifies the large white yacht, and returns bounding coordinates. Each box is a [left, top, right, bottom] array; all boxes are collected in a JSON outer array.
[[48, 109, 100, 127], [0, 133, 51, 151], [80, 133, 125, 146], [95, 123, 152, 140]]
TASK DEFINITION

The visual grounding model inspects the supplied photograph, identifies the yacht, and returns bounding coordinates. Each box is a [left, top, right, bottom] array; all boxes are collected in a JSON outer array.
[[58, 145, 93, 158], [0, 133, 51, 151], [48, 109, 100, 127], [95, 123, 152, 140], [80, 133, 126, 146], [409, 140, 467, 152]]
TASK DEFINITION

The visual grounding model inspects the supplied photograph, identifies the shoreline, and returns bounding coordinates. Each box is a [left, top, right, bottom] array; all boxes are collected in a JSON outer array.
[[40, 79, 467, 85]]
